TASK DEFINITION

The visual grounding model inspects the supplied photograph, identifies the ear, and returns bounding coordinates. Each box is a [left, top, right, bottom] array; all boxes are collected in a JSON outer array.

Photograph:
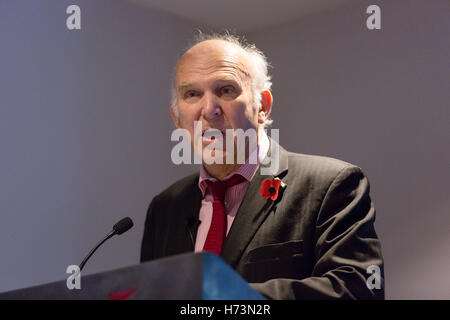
[[257, 90, 273, 125], [169, 104, 180, 128]]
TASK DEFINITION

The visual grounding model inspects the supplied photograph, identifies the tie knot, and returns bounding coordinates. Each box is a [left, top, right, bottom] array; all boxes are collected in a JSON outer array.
[[207, 174, 246, 201]]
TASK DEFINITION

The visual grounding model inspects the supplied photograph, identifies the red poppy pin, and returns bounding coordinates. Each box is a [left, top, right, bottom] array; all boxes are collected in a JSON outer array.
[[260, 178, 286, 201]]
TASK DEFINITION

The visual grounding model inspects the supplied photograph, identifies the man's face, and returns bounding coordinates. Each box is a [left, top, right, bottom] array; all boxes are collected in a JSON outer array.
[[172, 40, 260, 164]]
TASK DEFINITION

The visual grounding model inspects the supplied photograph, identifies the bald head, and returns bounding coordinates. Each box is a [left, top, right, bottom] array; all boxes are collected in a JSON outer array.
[[176, 39, 254, 91]]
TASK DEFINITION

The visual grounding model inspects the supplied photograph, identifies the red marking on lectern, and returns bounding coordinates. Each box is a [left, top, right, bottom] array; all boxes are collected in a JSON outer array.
[[108, 288, 137, 300]]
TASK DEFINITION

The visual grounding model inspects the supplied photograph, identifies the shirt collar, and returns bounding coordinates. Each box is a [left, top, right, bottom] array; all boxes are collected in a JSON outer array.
[[198, 130, 270, 197]]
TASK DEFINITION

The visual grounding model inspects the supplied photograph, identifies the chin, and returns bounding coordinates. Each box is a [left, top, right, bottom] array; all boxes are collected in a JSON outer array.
[[201, 149, 230, 165]]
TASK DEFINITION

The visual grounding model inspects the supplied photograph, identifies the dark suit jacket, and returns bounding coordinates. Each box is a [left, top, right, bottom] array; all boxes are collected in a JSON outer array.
[[140, 142, 384, 299]]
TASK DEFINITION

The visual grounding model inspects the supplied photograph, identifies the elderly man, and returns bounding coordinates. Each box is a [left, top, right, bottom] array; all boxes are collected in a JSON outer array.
[[140, 34, 384, 300]]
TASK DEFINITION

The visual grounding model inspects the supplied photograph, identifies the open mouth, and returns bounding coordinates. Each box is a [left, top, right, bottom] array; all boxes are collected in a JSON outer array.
[[202, 128, 225, 141], [201, 128, 231, 147]]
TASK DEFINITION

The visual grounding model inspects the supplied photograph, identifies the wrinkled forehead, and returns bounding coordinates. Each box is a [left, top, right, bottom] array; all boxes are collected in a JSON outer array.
[[175, 40, 253, 86]]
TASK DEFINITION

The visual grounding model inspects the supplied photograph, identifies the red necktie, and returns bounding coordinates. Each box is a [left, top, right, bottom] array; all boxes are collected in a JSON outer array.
[[203, 174, 246, 255]]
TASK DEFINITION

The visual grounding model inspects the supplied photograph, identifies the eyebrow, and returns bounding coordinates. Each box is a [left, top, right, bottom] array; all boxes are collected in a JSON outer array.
[[178, 82, 193, 90], [177, 78, 241, 92]]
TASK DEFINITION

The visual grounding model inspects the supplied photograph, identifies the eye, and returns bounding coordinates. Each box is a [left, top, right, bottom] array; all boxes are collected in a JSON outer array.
[[220, 86, 235, 96], [184, 90, 199, 99]]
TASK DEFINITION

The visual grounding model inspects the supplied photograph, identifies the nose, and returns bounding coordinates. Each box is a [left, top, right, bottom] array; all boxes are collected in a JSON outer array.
[[201, 92, 222, 121]]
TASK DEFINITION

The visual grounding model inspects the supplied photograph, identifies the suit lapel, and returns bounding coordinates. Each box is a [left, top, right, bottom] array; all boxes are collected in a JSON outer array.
[[184, 186, 202, 250], [220, 139, 289, 268], [166, 174, 202, 255]]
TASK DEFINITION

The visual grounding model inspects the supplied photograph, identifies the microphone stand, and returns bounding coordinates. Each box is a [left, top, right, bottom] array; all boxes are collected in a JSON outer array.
[[79, 230, 116, 271]]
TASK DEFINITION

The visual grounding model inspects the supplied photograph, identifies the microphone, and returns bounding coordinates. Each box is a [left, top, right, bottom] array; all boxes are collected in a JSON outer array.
[[79, 217, 134, 271]]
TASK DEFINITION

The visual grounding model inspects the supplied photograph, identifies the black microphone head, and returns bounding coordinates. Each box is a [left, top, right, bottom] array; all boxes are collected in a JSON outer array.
[[113, 217, 134, 235]]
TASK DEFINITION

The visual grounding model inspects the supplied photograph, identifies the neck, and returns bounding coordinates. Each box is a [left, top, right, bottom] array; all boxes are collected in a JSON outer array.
[[203, 163, 242, 180]]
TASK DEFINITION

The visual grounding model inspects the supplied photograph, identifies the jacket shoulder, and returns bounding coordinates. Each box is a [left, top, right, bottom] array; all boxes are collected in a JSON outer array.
[[285, 151, 366, 187], [288, 151, 356, 171], [153, 172, 199, 203]]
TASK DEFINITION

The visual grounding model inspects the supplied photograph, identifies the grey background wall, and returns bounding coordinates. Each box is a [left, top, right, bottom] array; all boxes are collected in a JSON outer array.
[[1, 0, 448, 298], [248, 0, 450, 299], [0, 0, 198, 293]]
